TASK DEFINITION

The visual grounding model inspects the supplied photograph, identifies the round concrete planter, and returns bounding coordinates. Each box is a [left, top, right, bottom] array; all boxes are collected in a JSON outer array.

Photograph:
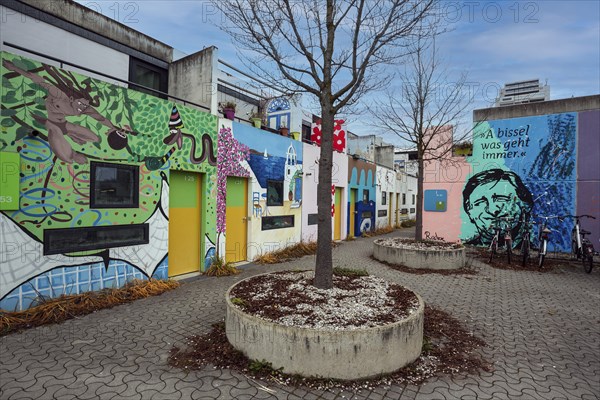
[[225, 274, 424, 380], [373, 239, 465, 270]]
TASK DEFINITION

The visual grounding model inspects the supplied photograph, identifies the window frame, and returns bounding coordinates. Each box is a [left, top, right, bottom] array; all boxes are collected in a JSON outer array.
[[262, 215, 295, 231], [128, 57, 168, 98], [266, 179, 284, 207], [43, 223, 150, 255], [90, 161, 139, 209]]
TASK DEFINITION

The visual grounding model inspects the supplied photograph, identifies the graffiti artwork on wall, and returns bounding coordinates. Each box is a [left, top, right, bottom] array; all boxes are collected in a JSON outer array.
[[462, 113, 577, 251], [216, 124, 250, 255], [0, 52, 218, 307], [347, 158, 375, 236]]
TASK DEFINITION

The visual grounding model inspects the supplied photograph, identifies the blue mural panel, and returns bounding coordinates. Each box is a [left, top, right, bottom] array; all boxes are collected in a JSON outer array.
[[424, 190, 447, 212], [462, 113, 577, 251]]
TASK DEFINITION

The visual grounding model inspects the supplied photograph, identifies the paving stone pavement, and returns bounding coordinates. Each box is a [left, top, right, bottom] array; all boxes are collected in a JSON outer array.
[[1, 228, 599, 399]]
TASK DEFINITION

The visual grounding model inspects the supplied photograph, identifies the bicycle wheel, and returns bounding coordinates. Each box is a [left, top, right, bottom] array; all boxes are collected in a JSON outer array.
[[538, 239, 546, 268], [521, 239, 530, 267], [583, 245, 593, 273], [489, 239, 497, 263], [571, 235, 579, 259]]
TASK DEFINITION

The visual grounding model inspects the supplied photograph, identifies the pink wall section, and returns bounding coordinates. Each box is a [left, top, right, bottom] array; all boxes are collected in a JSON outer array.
[[422, 158, 471, 243]]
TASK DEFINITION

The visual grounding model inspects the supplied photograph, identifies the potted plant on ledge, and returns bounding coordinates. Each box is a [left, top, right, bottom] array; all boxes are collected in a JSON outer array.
[[250, 111, 263, 128], [279, 122, 289, 137], [219, 101, 237, 121]]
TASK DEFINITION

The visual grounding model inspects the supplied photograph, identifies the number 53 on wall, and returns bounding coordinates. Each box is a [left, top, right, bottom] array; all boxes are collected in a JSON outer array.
[[0, 152, 20, 211]]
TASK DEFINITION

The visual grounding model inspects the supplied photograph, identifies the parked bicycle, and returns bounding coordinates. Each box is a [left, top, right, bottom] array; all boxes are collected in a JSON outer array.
[[567, 214, 596, 273], [488, 216, 514, 264], [520, 214, 536, 267], [536, 215, 563, 269]]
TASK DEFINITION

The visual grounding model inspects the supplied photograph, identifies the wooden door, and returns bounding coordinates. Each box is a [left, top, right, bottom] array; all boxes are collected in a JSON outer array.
[[225, 177, 248, 263], [334, 187, 342, 240], [169, 171, 201, 276]]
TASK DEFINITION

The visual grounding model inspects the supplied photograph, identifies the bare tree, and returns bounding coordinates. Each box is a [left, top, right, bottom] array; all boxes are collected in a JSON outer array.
[[214, 0, 437, 289], [370, 36, 475, 240]]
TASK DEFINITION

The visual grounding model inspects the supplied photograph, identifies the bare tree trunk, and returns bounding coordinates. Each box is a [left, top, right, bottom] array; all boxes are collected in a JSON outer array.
[[314, 107, 335, 289], [415, 157, 425, 241]]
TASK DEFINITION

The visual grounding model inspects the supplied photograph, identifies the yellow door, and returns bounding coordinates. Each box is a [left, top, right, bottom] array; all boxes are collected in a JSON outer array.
[[388, 192, 393, 227], [334, 187, 342, 240], [225, 177, 248, 263], [349, 188, 357, 237], [169, 171, 202, 277]]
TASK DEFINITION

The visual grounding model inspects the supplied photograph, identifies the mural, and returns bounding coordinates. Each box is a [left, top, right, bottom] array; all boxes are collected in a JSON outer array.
[[231, 122, 303, 259], [348, 157, 376, 237], [216, 122, 250, 258], [0, 52, 217, 309], [301, 143, 348, 242], [461, 113, 577, 251], [311, 119, 346, 153]]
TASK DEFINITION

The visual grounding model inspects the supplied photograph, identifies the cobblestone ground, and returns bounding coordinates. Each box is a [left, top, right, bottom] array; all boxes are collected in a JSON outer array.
[[1, 228, 599, 399]]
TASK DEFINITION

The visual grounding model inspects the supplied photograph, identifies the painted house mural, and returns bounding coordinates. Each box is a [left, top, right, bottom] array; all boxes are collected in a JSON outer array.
[[0, 52, 217, 310], [230, 122, 303, 260], [347, 157, 376, 237], [423, 102, 599, 252]]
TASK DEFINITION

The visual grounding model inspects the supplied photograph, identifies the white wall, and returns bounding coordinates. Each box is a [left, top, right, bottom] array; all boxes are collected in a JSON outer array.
[[302, 144, 348, 242], [376, 166, 398, 229], [0, 8, 129, 86]]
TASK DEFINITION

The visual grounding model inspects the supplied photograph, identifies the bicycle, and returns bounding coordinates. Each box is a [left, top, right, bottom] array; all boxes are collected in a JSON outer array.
[[536, 215, 563, 269], [568, 214, 596, 273], [488, 216, 514, 264], [520, 215, 536, 267]]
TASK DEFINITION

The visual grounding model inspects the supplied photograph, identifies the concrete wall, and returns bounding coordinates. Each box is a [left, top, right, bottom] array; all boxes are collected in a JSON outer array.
[[577, 110, 600, 247], [16, 0, 173, 62], [474, 95, 600, 121], [169, 48, 216, 112], [347, 135, 381, 162], [0, 5, 130, 85], [375, 145, 395, 169]]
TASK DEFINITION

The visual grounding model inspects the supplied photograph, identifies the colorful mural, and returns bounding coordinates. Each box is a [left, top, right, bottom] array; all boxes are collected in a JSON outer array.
[[461, 113, 578, 251], [347, 157, 376, 237], [311, 119, 346, 153], [216, 121, 250, 259], [0, 52, 217, 310], [231, 122, 303, 259]]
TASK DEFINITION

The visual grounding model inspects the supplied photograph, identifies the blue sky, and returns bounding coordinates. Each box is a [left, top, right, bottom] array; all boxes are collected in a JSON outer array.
[[78, 1, 599, 139]]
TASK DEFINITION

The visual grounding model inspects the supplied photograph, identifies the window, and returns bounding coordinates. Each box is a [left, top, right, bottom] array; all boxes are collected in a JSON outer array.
[[90, 162, 139, 208], [302, 123, 311, 143], [382, 191, 387, 205], [412, 194, 416, 205], [129, 57, 168, 97], [267, 180, 284, 206], [362, 189, 369, 204], [402, 193, 406, 205], [262, 215, 294, 230], [44, 224, 149, 255]]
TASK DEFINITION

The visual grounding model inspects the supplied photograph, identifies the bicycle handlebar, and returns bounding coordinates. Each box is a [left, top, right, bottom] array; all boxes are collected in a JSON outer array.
[[565, 214, 596, 220]]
